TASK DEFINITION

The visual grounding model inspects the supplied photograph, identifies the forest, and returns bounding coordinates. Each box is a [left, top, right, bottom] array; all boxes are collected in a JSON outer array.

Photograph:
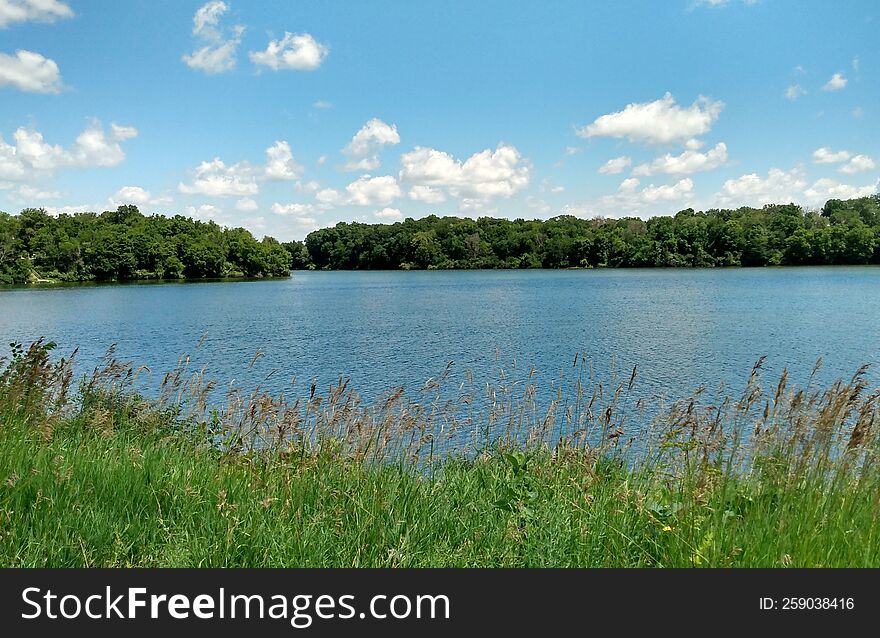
[[2, 194, 879, 284], [0, 205, 291, 284], [294, 195, 880, 270]]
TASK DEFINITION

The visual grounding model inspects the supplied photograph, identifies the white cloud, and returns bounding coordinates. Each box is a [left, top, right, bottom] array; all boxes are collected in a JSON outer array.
[[821, 73, 847, 92], [341, 119, 400, 171], [178, 158, 258, 197], [598, 155, 631, 175], [852, 56, 860, 72], [74, 124, 139, 167], [295, 179, 320, 193], [235, 197, 258, 211], [313, 100, 333, 109], [839, 154, 876, 174], [263, 140, 303, 180], [632, 142, 728, 176], [539, 178, 565, 194], [0, 0, 72, 28], [249, 32, 328, 71], [408, 184, 446, 204], [184, 203, 223, 221], [853, 107, 864, 119], [803, 178, 879, 205], [15, 184, 62, 199], [399, 143, 531, 203], [5, 183, 64, 204], [715, 167, 807, 207], [111, 186, 151, 205], [565, 177, 694, 218], [315, 188, 341, 206], [0, 122, 138, 181], [784, 84, 806, 101], [111, 123, 138, 141], [374, 207, 402, 220], [109, 185, 173, 208], [634, 178, 694, 203], [269, 203, 319, 236], [182, 1, 244, 75], [277, 214, 319, 236], [343, 175, 402, 207], [314, 175, 402, 208], [43, 204, 96, 216], [525, 195, 551, 216], [271, 202, 315, 216], [812, 147, 851, 164], [577, 93, 724, 146], [0, 50, 62, 93], [179, 140, 304, 197]]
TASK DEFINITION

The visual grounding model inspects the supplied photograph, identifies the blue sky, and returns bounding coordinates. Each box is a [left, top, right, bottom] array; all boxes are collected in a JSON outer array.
[[1, 0, 877, 240]]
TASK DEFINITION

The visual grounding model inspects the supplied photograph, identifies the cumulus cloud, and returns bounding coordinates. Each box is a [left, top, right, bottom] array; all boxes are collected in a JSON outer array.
[[0, 0, 72, 28], [269, 202, 319, 238], [564, 177, 694, 218], [110, 123, 138, 141], [632, 142, 728, 176], [249, 32, 328, 71], [812, 147, 851, 164], [271, 210, 320, 238], [408, 184, 446, 204], [0, 122, 138, 181], [182, 1, 244, 74], [108, 185, 173, 208], [343, 175, 402, 207], [43, 203, 97, 216], [577, 93, 724, 146], [598, 156, 631, 175], [374, 207, 402, 220], [822, 73, 847, 92], [184, 203, 224, 221], [715, 167, 808, 207], [539, 178, 565, 194], [295, 179, 320, 193], [271, 202, 315, 216], [178, 158, 257, 197], [399, 143, 531, 204], [784, 84, 806, 101], [803, 178, 879, 205], [314, 175, 402, 208], [263, 140, 303, 180], [839, 154, 875, 175], [4, 183, 64, 205], [235, 197, 258, 211], [0, 50, 62, 93], [111, 186, 151, 205], [179, 140, 304, 197], [341, 119, 400, 171]]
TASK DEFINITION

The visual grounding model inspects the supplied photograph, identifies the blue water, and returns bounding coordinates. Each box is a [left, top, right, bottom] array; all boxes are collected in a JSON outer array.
[[1, 268, 879, 405]]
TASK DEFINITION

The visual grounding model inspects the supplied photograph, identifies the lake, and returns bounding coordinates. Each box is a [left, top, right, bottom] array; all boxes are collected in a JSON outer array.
[[2, 268, 879, 410]]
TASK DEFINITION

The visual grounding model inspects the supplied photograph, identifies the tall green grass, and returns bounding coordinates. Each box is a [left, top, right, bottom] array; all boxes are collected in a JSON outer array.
[[0, 340, 878, 567]]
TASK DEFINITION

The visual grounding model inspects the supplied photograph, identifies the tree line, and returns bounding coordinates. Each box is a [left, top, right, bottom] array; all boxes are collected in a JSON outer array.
[[290, 195, 880, 270], [2, 195, 879, 284], [0, 205, 290, 284]]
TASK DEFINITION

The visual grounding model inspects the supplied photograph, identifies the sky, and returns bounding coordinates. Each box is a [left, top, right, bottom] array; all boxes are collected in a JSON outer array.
[[0, 0, 878, 241]]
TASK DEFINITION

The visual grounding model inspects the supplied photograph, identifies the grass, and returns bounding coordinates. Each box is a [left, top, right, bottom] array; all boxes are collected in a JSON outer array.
[[1, 340, 879, 567]]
